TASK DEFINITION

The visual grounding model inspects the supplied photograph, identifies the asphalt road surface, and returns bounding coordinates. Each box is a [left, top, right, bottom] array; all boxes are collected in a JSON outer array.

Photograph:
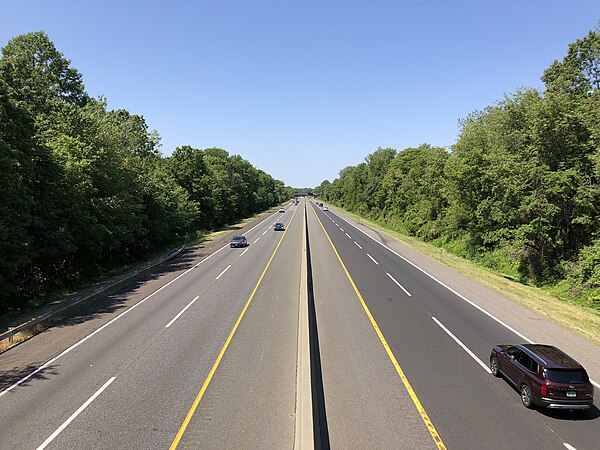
[[1, 198, 598, 449]]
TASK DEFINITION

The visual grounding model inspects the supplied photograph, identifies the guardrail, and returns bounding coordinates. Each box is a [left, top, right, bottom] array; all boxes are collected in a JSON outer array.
[[0, 244, 186, 353]]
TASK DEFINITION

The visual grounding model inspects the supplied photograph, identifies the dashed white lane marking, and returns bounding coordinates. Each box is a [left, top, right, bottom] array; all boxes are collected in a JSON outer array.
[[386, 273, 412, 296], [563, 443, 577, 450], [240, 248, 249, 257], [253, 237, 260, 244], [36, 377, 116, 450], [354, 241, 363, 250], [345, 233, 352, 239], [331, 211, 533, 342], [367, 254, 379, 265], [432, 317, 491, 374], [340, 228, 344, 232], [166, 296, 200, 328], [262, 229, 268, 235], [0, 240, 229, 397], [216, 265, 232, 280], [330, 209, 600, 390]]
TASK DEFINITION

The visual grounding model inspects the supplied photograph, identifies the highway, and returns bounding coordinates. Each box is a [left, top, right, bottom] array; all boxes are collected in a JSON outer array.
[[307, 200, 600, 450], [0, 198, 599, 449], [0, 205, 302, 449]]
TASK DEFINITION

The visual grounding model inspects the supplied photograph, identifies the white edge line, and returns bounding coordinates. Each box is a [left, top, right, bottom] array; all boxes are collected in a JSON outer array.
[[165, 295, 200, 328], [0, 209, 281, 398], [386, 273, 412, 297], [36, 376, 116, 450], [215, 264, 232, 280], [345, 233, 351, 239], [432, 317, 491, 374], [354, 241, 363, 250], [366, 253, 379, 265], [240, 248, 249, 257]]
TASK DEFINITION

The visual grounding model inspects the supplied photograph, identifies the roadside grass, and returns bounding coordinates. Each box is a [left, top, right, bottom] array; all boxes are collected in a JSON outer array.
[[337, 208, 600, 346]]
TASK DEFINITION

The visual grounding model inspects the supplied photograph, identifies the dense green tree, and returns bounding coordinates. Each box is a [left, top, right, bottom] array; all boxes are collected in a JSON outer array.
[[0, 31, 87, 115], [0, 79, 35, 309], [165, 146, 214, 229], [0, 31, 288, 314], [382, 145, 448, 238]]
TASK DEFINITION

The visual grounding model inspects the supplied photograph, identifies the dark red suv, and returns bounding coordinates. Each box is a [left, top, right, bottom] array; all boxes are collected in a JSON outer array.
[[490, 344, 594, 410]]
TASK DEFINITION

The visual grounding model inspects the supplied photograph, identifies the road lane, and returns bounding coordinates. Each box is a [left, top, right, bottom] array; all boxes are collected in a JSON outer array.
[[309, 201, 572, 449], [313, 202, 600, 450], [0, 204, 299, 449]]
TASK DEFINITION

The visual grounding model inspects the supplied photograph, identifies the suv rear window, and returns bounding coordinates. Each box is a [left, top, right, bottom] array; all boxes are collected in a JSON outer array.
[[545, 369, 588, 384]]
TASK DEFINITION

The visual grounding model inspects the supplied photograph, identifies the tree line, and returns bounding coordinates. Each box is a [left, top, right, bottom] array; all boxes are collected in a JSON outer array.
[[0, 32, 291, 314], [318, 27, 600, 308]]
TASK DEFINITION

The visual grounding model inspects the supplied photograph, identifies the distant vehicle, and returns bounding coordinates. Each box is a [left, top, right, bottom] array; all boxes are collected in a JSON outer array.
[[319, 202, 323, 207], [278, 208, 285, 213], [273, 222, 285, 231], [230, 236, 248, 248], [490, 344, 594, 410], [323, 206, 329, 211]]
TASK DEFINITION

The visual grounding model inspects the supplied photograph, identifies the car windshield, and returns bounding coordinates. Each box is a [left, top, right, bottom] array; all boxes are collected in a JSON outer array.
[[545, 369, 588, 384]]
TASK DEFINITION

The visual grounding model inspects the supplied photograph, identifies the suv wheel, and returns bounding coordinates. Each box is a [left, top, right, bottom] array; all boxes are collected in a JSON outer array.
[[520, 384, 533, 409], [490, 356, 500, 377]]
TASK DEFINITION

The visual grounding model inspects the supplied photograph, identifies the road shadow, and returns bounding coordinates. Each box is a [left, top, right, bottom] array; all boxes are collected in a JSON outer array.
[[0, 209, 278, 391], [50, 248, 201, 329], [537, 404, 600, 421], [0, 362, 59, 391]]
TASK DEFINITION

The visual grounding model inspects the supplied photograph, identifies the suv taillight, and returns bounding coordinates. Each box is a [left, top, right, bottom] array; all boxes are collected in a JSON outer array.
[[541, 383, 548, 396]]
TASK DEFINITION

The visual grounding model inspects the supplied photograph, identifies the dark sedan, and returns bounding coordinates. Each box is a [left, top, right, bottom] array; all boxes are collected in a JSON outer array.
[[490, 343, 594, 410], [230, 236, 248, 247], [273, 222, 285, 231]]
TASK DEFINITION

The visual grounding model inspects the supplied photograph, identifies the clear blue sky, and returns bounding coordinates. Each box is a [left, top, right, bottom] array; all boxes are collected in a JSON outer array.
[[1, 1, 598, 187]]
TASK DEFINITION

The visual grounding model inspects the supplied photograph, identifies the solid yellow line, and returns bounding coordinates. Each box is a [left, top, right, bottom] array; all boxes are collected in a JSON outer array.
[[309, 203, 447, 450], [169, 206, 298, 449]]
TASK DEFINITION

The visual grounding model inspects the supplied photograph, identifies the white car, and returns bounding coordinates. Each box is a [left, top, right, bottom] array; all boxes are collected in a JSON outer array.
[[323, 206, 329, 211], [278, 208, 285, 213]]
